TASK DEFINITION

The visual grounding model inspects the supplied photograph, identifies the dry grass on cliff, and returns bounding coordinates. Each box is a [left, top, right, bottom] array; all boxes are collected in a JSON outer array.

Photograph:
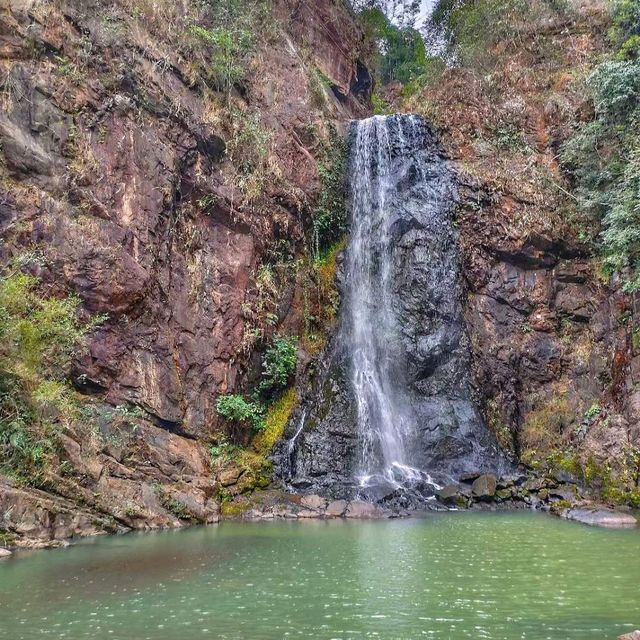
[[400, 0, 609, 241]]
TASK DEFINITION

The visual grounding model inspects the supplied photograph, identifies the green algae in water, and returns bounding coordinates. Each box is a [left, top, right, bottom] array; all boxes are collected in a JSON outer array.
[[1, 512, 639, 639]]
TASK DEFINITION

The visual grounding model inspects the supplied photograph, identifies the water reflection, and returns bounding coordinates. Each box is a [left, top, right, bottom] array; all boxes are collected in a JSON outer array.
[[0, 513, 638, 640]]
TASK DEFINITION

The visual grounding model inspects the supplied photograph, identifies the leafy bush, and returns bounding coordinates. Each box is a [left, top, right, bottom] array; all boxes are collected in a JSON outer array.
[[0, 269, 103, 482], [609, 0, 640, 59], [216, 394, 265, 432], [190, 24, 255, 97], [188, 1, 272, 99], [259, 336, 298, 397], [0, 273, 94, 379]]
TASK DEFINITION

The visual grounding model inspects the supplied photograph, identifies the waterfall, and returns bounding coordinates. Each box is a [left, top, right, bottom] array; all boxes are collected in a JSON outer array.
[[347, 116, 429, 491], [278, 114, 503, 504]]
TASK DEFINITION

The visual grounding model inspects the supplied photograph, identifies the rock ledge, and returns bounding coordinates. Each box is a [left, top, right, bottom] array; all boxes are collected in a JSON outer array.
[[561, 507, 638, 529]]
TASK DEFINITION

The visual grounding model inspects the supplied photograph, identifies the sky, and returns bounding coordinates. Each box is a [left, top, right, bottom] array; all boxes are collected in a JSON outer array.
[[383, 0, 438, 30]]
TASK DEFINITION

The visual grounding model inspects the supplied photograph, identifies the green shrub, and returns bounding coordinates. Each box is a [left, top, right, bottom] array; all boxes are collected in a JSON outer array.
[[226, 107, 274, 202], [0, 268, 104, 483], [216, 394, 265, 432], [0, 273, 99, 380], [190, 24, 255, 97], [188, 1, 272, 99], [584, 403, 602, 420], [609, 0, 640, 58], [259, 336, 298, 397]]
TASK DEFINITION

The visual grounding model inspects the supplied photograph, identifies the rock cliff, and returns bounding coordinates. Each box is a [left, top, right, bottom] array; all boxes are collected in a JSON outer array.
[[400, 0, 640, 505], [0, 0, 370, 546]]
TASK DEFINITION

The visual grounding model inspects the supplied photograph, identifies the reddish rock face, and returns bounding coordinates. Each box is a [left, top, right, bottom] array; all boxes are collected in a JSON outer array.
[[0, 0, 370, 545], [1, 0, 369, 438]]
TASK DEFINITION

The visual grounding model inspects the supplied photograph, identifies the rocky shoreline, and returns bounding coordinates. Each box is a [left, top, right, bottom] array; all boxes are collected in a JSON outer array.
[[1, 468, 638, 557]]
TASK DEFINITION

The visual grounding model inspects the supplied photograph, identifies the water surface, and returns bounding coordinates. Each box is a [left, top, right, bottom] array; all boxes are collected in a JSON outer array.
[[1, 512, 639, 639]]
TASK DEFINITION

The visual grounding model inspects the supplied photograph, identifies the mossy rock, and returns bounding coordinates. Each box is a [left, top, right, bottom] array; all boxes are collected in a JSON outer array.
[[253, 388, 297, 455], [220, 501, 251, 518]]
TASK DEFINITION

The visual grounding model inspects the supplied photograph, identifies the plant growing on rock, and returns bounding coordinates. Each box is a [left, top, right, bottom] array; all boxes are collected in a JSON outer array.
[[0, 268, 106, 483], [226, 107, 278, 204], [311, 130, 348, 260], [259, 336, 298, 398], [216, 394, 265, 432], [561, 0, 640, 290]]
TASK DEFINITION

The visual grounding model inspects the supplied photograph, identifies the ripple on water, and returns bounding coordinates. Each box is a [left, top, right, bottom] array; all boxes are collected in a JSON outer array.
[[0, 513, 639, 640]]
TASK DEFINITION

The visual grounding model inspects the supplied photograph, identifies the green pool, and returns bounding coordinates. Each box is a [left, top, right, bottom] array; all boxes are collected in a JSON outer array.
[[1, 512, 638, 639]]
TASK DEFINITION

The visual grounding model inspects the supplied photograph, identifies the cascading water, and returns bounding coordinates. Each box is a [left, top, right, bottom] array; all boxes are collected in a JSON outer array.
[[347, 116, 435, 493], [278, 114, 504, 504]]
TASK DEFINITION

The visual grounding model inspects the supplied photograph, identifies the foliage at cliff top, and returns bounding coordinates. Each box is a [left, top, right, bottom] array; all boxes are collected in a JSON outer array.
[[359, 6, 430, 84], [562, 0, 640, 290]]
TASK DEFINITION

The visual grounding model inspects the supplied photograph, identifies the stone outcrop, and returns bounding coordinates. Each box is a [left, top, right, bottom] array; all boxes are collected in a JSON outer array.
[[399, 2, 640, 502], [561, 507, 638, 529], [219, 490, 391, 521], [1, 0, 369, 437]]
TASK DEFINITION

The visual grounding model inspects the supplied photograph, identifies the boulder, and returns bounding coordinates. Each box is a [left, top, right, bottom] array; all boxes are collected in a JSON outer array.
[[437, 484, 463, 505], [300, 495, 327, 511], [549, 485, 577, 502], [325, 500, 348, 517], [472, 474, 497, 499], [345, 501, 386, 519], [459, 472, 484, 484], [495, 488, 514, 501], [218, 466, 243, 487], [618, 632, 640, 640], [562, 507, 637, 529], [0, 548, 12, 558]]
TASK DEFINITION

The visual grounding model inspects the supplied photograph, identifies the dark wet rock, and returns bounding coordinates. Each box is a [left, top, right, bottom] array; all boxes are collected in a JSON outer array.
[[459, 472, 484, 484], [524, 494, 541, 508], [437, 484, 463, 505], [561, 507, 637, 529], [277, 117, 507, 501], [495, 488, 514, 501], [472, 474, 497, 499], [537, 488, 550, 501], [550, 468, 580, 485], [549, 485, 578, 502]]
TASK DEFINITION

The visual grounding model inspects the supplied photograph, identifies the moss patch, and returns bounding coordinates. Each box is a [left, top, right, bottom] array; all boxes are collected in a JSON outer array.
[[253, 388, 297, 455]]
